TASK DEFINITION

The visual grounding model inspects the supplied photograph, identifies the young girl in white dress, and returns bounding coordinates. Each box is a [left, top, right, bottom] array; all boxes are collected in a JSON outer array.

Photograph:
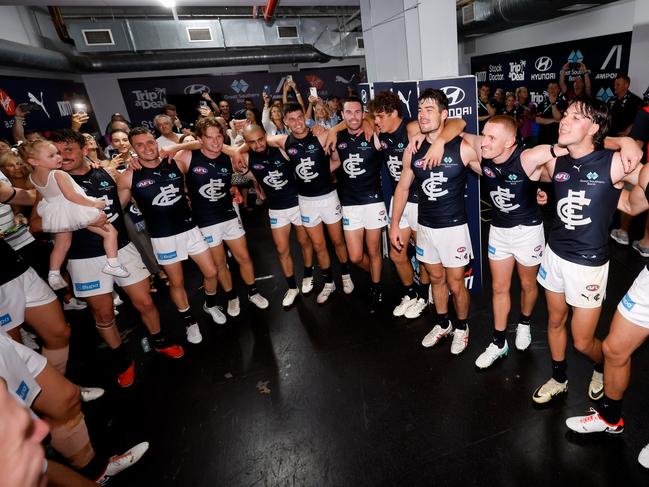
[[19, 139, 129, 290]]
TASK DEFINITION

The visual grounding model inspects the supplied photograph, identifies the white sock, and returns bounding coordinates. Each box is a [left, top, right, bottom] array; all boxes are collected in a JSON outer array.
[[107, 257, 120, 267], [48, 270, 61, 276]]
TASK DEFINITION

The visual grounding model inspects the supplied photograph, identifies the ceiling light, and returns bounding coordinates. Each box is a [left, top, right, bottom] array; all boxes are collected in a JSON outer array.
[[558, 3, 600, 12], [160, 0, 176, 8]]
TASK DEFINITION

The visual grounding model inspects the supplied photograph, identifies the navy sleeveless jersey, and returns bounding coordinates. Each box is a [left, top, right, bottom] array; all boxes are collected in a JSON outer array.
[[131, 160, 194, 238], [247, 147, 298, 210], [185, 150, 237, 227], [410, 136, 467, 228], [336, 130, 383, 206], [378, 119, 418, 203], [284, 131, 334, 197], [68, 168, 129, 260], [548, 149, 621, 266], [0, 239, 28, 286], [481, 146, 542, 228]]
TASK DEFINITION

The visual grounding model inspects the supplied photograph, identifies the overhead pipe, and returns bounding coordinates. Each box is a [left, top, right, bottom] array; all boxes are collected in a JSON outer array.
[[0, 39, 331, 73], [263, 0, 278, 23]]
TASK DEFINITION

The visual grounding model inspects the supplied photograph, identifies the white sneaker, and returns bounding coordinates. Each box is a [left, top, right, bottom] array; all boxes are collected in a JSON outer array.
[[532, 377, 568, 404], [610, 228, 629, 246], [317, 282, 336, 304], [450, 326, 469, 355], [301, 276, 314, 294], [48, 273, 67, 291], [185, 323, 202, 344], [95, 442, 149, 485], [19, 329, 39, 350], [588, 370, 604, 401], [227, 297, 241, 317], [249, 293, 269, 309], [639, 443, 649, 468], [515, 323, 532, 351], [421, 321, 452, 348], [102, 263, 130, 278], [282, 288, 300, 307], [393, 295, 417, 317], [404, 298, 427, 319], [475, 341, 508, 369], [80, 387, 105, 402], [341, 274, 354, 294], [63, 297, 87, 311], [114, 306, 119, 316], [565, 407, 624, 434], [203, 303, 226, 325], [112, 292, 123, 307]]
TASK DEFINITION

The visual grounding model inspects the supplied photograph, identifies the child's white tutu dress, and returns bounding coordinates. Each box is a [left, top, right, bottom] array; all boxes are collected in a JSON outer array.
[[31, 170, 102, 232]]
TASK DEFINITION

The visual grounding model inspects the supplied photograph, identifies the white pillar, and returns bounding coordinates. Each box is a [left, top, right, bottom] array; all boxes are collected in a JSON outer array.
[[628, 0, 649, 94], [360, 0, 458, 82]]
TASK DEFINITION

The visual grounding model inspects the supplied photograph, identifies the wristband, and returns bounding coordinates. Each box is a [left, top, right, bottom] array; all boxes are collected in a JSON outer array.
[[550, 145, 558, 159], [0, 187, 16, 204]]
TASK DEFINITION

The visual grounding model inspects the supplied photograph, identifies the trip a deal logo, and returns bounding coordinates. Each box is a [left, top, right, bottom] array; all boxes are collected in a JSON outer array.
[[131, 88, 167, 110]]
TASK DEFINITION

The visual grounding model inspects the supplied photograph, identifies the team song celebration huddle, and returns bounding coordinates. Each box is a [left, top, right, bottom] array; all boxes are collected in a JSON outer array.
[[2, 78, 649, 484]]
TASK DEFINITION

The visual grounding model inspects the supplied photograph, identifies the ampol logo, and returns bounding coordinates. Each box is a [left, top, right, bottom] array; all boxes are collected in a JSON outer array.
[[554, 172, 570, 182], [192, 167, 208, 174], [136, 179, 155, 188], [483, 167, 496, 178]]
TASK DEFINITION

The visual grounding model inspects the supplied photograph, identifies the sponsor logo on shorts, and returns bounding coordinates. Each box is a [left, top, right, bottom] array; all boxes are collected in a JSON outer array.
[[16, 381, 29, 400], [301, 215, 310, 223], [288, 148, 298, 155], [74, 280, 101, 292], [621, 293, 636, 311], [554, 172, 570, 182], [416, 246, 424, 256], [204, 236, 214, 244], [457, 247, 466, 253], [379, 210, 386, 216], [538, 266, 547, 280], [0, 313, 12, 326], [483, 167, 496, 178], [586, 284, 600, 292], [342, 217, 350, 226], [157, 251, 178, 260], [136, 179, 155, 188], [488, 245, 496, 255], [534, 245, 542, 252], [192, 167, 208, 175], [269, 217, 278, 225]]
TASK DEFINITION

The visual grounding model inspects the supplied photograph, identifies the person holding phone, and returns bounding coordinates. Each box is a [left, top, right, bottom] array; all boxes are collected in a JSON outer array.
[[559, 61, 592, 102]]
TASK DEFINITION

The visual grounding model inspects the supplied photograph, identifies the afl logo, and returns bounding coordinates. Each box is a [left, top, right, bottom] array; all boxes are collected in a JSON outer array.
[[253, 164, 264, 170], [413, 159, 425, 168], [337, 143, 347, 150], [586, 284, 600, 292], [554, 172, 570, 182], [534, 245, 542, 252], [534, 56, 552, 72], [457, 247, 466, 253], [483, 167, 496, 178], [440, 86, 465, 106], [136, 179, 155, 188], [184, 84, 210, 95], [288, 148, 298, 155], [192, 167, 208, 175]]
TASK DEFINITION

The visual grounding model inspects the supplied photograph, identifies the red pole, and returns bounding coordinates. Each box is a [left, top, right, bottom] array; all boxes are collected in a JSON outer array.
[[264, 0, 278, 23]]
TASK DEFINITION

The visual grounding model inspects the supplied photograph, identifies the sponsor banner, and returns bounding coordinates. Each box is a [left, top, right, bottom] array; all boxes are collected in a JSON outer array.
[[357, 83, 373, 110], [470, 32, 632, 104], [362, 76, 482, 294], [0, 76, 96, 140], [119, 65, 360, 128], [392, 81, 419, 122]]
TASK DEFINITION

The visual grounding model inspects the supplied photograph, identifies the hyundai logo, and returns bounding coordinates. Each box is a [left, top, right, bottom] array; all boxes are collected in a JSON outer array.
[[184, 84, 210, 95], [361, 89, 368, 104], [535, 56, 553, 72], [440, 86, 465, 106]]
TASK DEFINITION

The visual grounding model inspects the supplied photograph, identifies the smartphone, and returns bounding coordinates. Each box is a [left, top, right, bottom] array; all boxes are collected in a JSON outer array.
[[74, 103, 87, 115], [263, 85, 271, 96], [199, 100, 208, 107], [309, 87, 318, 98], [111, 153, 122, 160], [286, 74, 293, 83]]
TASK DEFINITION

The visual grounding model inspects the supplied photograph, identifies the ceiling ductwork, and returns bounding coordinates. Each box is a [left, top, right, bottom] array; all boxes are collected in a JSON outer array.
[[0, 38, 332, 73], [457, 0, 620, 39]]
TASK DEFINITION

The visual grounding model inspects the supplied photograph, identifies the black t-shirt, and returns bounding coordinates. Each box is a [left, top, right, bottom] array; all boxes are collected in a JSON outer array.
[[630, 108, 649, 161], [609, 91, 643, 135], [536, 94, 567, 145]]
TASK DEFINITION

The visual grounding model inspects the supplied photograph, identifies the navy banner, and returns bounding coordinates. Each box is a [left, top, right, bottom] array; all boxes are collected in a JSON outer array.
[[470, 32, 632, 104], [118, 65, 361, 129], [364, 76, 482, 294], [0, 76, 95, 141]]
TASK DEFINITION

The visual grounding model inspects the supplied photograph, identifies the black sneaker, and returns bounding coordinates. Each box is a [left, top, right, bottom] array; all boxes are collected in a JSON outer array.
[[370, 289, 383, 314]]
